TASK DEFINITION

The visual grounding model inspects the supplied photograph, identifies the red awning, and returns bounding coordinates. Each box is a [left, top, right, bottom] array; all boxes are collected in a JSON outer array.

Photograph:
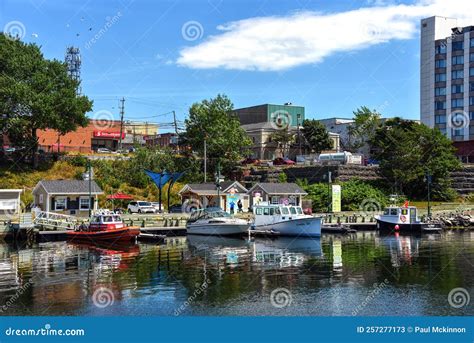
[[107, 192, 134, 200]]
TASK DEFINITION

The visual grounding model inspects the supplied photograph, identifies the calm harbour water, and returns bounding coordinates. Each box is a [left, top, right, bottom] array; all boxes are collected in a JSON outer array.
[[0, 231, 473, 316]]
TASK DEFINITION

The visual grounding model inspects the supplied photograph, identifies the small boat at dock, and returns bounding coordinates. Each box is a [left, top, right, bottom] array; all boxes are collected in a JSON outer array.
[[67, 211, 140, 243], [251, 203, 322, 237], [375, 205, 442, 233], [186, 207, 250, 236]]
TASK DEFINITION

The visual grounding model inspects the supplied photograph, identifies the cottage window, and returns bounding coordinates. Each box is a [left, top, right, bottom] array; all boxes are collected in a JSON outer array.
[[79, 197, 90, 210], [39, 194, 43, 204], [55, 198, 67, 211], [271, 196, 280, 204]]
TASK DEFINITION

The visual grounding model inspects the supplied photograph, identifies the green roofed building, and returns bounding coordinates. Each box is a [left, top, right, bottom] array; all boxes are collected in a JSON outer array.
[[232, 103, 305, 127]]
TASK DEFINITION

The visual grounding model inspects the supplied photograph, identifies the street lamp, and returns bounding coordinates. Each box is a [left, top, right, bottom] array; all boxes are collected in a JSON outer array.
[[297, 113, 302, 156]]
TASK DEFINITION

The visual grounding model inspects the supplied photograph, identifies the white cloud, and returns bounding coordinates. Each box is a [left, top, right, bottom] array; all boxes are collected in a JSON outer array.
[[177, 0, 474, 71]]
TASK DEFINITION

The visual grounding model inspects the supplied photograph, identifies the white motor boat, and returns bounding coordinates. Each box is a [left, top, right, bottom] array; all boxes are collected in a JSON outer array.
[[251, 203, 322, 237], [186, 207, 250, 236], [375, 206, 442, 233]]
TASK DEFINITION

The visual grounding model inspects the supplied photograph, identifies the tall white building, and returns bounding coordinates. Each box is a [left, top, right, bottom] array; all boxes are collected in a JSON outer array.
[[420, 16, 474, 145]]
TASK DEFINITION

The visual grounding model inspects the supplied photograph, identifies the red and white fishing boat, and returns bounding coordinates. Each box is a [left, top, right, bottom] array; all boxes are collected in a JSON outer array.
[[67, 210, 140, 243]]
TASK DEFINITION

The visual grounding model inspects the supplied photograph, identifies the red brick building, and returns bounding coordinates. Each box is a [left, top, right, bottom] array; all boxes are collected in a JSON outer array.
[[38, 120, 124, 153]]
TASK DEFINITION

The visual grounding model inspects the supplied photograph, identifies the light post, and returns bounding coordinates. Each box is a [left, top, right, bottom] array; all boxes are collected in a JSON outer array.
[[425, 170, 432, 218], [297, 113, 302, 156]]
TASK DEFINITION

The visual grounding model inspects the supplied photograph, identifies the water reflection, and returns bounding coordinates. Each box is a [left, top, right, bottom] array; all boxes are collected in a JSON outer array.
[[0, 231, 472, 316]]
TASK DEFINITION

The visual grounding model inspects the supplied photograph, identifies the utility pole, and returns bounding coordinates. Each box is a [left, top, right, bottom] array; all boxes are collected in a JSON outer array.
[[216, 162, 222, 209], [203, 137, 207, 182], [297, 113, 302, 156], [118, 97, 125, 151], [88, 160, 92, 219], [172, 110, 179, 152], [426, 170, 432, 218]]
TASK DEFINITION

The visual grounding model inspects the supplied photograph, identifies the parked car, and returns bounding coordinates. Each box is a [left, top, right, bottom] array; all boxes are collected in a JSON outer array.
[[96, 148, 112, 154], [273, 157, 295, 165], [168, 204, 183, 213], [241, 157, 260, 165], [150, 202, 163, 213], [127, 201, 156, 214]]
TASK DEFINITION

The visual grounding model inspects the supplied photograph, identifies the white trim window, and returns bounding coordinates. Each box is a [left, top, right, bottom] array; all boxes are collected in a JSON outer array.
[[55, 198, 67, 211], [39, 194, 44, 204], [271, 196, 280, 204], [79, 197, 91, 211]]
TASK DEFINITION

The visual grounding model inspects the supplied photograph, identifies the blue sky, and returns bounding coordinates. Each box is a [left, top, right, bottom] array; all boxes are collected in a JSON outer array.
[[1, 0, 473, 132]]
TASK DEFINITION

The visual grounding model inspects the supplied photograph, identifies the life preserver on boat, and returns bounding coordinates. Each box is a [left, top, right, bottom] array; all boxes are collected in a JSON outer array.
[[400, 215, 407, 223]]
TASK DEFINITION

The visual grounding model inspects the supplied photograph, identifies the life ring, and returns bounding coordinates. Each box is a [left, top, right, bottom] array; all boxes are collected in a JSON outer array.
[[400, 215, 407, 223]]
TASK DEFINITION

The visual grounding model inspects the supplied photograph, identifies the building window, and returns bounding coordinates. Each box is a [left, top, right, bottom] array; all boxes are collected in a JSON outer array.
[[470, 97, 474, 106], [435, 115, 446, 124], [435, 44, 447, 54], [452, 128, 464, 137], [39, 194, 44, 204], [438, 127, 447, 135], [79, 197, 90, 210], [270, 196, 280, 205], [452, 55, 464, 65], [471, 38, 474, 48], [471, 82, 474, 92], [435, 101, 446, 110], [451, 98, 464, 108], [451, 84, 463, 94], [435, 73, 446, 82], [470, 53, 474, 62], [435, 59, 446, 68], [435, 87, 446, 96], [470, 112, 474, 121], [452, 70, 463, 79], [470, 67, 474, 77], [55, 198, 67, 211], [452, 41, 464, 51]]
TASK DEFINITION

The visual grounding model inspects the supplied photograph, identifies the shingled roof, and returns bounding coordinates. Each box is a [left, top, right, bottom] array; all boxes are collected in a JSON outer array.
[[179, 181, 247, 195], [248, 183, 307, 195], [34, 180, 103, 194]]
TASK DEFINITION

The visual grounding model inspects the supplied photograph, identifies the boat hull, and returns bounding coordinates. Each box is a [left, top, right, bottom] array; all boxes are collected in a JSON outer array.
[[66, 227, 140, 243], [376, 220, 442, 233], [186, 223, 250, 236], [253, 217, 322, 237]]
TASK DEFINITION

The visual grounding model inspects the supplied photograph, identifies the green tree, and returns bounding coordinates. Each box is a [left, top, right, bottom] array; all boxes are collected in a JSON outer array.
[[0, 34, 93, 167], [370, 118, 460, 200], [181, 94, 251, 171], [301, 119, 332, 153], [270, 128, 295, 157], [342, 106, 381, 152]]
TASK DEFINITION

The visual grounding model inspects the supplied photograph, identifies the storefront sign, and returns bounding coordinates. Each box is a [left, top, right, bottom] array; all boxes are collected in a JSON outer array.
[[93, 131, 125, 139]]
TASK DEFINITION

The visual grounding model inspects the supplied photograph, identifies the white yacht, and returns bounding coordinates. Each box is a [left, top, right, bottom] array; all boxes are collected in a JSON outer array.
[[251, 203, 322, 237], [186, 207, 250, 236]]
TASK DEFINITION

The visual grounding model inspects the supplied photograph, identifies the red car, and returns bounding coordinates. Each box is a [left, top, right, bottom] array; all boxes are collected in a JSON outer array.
[[241, 157, 260, 165], [273, 157, 295, 165]]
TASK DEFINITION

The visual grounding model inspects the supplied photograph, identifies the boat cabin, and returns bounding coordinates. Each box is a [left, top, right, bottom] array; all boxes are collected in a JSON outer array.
[[88, 213, 125, 231], [188, 207, 231, 223], [379, 206, 419, 225], [253, 203, 306, 226]]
